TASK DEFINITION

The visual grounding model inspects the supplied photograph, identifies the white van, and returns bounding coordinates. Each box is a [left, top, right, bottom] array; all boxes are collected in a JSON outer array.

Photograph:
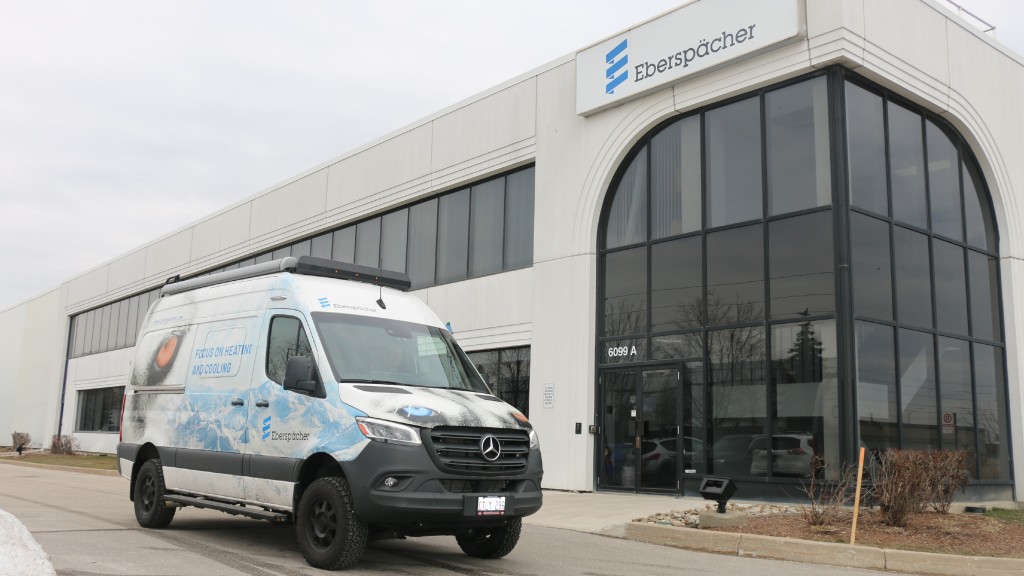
[[117, 256, 543, 570]]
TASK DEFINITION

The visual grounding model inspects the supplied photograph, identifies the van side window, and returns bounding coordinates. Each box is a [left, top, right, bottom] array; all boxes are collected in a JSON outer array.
[[266, 316, 313, 385]]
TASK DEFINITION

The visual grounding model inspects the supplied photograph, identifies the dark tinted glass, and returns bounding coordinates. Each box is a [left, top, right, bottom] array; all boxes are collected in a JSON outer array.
[[845, 82, 888, 215], [76, 386, 126, 432], [135, 292, 151, 338], [938, 336, 975, 474], [332, 227, 355, 264], [974, 343, 1009, 479], [291, 239, 311, 258], [71, 316, 84, 358], [466, 350, 500, 393], [769, 211, 834, 320], [962, 159, 996, 251], [470, 178, 505, 277], [706, 224, 764, 325], [933, 239, 968, 336], [771, 320, 838, 479], [651, 236, 702, 332], [968, 250, 1001, 342], [99, 305, 112, 353], [926, 121, 962, 240], [266, 316, 312, 385], [856, 321, 897, 450], [605, 147, 648, 248], [766, 77, 832, 216], [504, 167, 535, 269], [893, 227, 932, 328], [899, 329, 938, 450], [603, 247, 647, 336], [125, 295, 139, 347], [651, 332, 702, 360], [498, 346, 531, 417], [272, 246, 291, 260], [408, 199, 438, 289], [381, 209, 408, 274], [888, 102, 927, 229], [114, 300, 128, 349], [311, 232, 332, 259], [437, 189, 470, 283], [709, 326, 766, 477], [651, 116, 701, 238], [254, 252, 273, 264], [356, 217, 381, 268], [86, 309, 98, 354], [706, 97, 762, 227], [851, 212, 893, 320]]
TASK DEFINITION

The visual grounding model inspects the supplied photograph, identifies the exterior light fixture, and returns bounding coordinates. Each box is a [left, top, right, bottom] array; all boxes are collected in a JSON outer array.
[[698, 476, 737, 513]]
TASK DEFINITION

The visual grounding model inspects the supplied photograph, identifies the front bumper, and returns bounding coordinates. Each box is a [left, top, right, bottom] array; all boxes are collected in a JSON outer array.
[[339, 437, 543, 534]]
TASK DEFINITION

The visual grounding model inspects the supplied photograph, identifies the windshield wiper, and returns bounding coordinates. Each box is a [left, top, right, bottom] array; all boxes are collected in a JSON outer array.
[[341, 378, 420, 387]]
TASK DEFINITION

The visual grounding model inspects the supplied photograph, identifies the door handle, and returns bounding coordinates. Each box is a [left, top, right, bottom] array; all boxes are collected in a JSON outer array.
[[231, 398, 244, 407], [255, 400, 270, 408]]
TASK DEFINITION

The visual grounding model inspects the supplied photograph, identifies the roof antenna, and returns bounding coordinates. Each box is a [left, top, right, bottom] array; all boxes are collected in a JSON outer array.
[[376, 284, 386, 309]]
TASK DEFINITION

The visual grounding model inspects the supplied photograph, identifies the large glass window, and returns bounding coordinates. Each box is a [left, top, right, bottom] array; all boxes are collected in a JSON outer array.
[[766, 76, 832, 215], [466, 346, 531, 416], [893, 227, 932, 329], [651, 237, 702, 332], [333, 227, 356, 264], [76, 386, 125, 432], [355, 217, 381, 268], [938, 337, 975, 474], [603, 247, 647, 337], [969, 251, 1001, 342], [408, 199, 438, 289], [381, 209, 408, 274], [706, 97, 762, 227], [436, 188, 470, 283], [927, 121, 962, 241], [706, 225, 763, 326], [845, 82, 888, 215], [709, 326, 766, 473], [851, 213, 893, 321], [605, 148, 648, 249], [505, 167, 535, 269], [470, 178, 505, 277], [888, 102, 927, 229], [900, 329, 938, 450], [974, 343, 1009, 480], [769, 211, 834, 320], [651, 116, 701, 239], [933, 240, 968, 336], [856, 321, 897, 450]]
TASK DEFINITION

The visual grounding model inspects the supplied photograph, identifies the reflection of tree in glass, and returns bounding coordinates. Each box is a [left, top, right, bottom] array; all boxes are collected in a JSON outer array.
[[498, 347, 531, 417], [603, 297, 646, 337], [778, 322, 824, 384]]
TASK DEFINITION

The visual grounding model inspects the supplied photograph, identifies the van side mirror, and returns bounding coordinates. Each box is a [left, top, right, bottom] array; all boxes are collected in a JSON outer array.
[[284, 355, 318, 395]]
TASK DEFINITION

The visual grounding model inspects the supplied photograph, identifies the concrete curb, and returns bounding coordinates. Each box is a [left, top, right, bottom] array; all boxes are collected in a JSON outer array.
[[622, 522, 1024, 576], [0, 459, 119, 477]]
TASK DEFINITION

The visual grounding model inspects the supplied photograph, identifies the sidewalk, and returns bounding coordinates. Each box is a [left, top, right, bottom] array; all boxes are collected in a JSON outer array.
[[527, 490, 1024, 576]]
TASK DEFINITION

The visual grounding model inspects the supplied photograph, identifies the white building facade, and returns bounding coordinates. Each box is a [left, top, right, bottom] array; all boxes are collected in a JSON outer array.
[[2, 0, 1022, 501]]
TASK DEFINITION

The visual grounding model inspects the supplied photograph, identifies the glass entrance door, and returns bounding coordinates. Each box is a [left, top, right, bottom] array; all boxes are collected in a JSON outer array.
[[597, 366, 682, 492], [598, 363, 705, 493]]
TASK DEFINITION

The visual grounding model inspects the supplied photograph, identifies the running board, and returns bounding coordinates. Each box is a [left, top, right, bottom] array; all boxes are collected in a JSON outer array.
[[163, 494, 292, 523]]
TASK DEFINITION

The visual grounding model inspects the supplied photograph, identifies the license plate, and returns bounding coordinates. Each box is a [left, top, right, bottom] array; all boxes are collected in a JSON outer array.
[[476, 496, 506, 516]]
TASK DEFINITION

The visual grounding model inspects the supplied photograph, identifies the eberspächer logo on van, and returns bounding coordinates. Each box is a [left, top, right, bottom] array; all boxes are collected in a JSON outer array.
[[262, 416, 271, 440], [317, 297, 331, 309], [605, 38, 629, 94]]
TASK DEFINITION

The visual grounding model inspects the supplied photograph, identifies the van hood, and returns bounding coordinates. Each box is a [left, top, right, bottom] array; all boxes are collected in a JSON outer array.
[[339, 384, 530, 430]]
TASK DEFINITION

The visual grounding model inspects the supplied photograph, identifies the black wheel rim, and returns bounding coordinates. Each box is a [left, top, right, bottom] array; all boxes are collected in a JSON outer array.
[[140, 473, 157, 514], [309, 499, 337, 550]]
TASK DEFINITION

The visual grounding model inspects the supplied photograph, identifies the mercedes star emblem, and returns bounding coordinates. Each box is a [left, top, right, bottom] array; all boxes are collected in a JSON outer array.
[[479, 435, 501, 462]]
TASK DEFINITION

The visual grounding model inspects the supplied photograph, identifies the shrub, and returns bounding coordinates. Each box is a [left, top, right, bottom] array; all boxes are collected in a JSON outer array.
[[50, 434, 80, 455], [872, 449, 931, 527], [11, 431, 31, 450], [923, 449, 970, 514], [799, 455, 854, 527]]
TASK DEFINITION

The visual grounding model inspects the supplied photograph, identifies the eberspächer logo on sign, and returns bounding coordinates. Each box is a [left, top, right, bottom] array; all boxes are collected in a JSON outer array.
[[605, 38, 628, 94]]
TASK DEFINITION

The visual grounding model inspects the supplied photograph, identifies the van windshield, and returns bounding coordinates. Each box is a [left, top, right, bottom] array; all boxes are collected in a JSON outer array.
[[311, 312, 489, 393]]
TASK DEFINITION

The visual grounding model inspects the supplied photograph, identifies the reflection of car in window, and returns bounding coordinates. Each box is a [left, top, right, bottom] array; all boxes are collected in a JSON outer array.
[[748, 434, 816, 477], [710, 434, 759, 477], [640, 436, 705, 481]]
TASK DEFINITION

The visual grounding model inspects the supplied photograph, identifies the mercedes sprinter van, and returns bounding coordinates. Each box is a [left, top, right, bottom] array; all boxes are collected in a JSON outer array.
[[117, 256, 543, 570]]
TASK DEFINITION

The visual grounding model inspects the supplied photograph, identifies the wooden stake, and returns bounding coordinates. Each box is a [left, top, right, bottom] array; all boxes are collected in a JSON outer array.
[[850, 446, 866, 545]]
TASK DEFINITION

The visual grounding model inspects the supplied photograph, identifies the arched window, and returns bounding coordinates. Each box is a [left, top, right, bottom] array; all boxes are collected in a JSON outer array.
[[596, 68, 1008, 490]]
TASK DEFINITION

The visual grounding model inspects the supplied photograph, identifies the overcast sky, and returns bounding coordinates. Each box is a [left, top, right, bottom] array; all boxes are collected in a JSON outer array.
[[1, 0, 1021, 311]]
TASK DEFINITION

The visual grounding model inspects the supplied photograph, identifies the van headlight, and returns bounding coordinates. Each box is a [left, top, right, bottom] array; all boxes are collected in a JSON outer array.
[[529, 429, 540, 451], [356, 417, 421, 446]]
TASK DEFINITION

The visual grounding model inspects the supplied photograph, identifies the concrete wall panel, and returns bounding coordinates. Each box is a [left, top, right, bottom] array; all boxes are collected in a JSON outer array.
[[249, 169, 328, 241], [191, 203, 253, 265], [144, 229, 193, 280]]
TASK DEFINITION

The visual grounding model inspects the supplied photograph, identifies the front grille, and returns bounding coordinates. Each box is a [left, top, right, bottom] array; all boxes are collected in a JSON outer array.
[[440, 479, 513, 493], [428, 427, 530, 474]]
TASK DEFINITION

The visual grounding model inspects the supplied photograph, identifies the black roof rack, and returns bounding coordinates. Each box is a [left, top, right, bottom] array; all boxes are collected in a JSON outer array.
[[160, 256, 412, 297]]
